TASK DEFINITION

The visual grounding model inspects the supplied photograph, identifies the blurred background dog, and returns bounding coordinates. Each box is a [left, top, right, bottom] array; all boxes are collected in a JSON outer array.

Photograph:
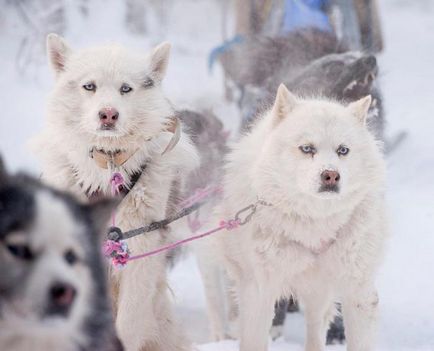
[[0, 157, 122, 350]]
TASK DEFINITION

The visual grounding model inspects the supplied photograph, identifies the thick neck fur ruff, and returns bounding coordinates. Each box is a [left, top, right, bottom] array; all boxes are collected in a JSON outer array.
[[32, 119, 198, 198]]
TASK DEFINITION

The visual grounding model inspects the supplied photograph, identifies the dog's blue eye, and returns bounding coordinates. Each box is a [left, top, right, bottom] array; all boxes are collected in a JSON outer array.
[[7, 244, 34, 261], [337, 145, 350, 156], [64, 249, 78, 265], [120, 84, 133, 94], [83, 83, 96, 91], [299, 145, 316, 154]]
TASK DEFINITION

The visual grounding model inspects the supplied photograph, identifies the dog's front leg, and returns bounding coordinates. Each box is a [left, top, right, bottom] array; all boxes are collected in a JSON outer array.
[[238, 279, 275, 351], [302, 288, 335, 351], [115, 256, 161, 351], [342, 284, 379, 351]]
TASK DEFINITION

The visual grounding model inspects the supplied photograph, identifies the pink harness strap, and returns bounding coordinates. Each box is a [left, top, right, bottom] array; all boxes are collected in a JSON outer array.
[[103, 199, 267, 267], [128, 219, 240, 262], [103, 219, 240, 267]]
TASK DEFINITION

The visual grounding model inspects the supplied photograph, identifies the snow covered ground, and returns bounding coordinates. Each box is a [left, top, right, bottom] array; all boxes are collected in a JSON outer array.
[[0, 0, 433, 350]]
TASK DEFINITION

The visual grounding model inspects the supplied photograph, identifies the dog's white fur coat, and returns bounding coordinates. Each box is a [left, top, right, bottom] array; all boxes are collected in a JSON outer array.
[[31, 34, 199, 351], [208, 85, 387, 351]]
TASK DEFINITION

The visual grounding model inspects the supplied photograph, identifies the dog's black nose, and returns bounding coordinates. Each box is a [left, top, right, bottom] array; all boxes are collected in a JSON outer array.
[[48, 282, 76, 315], [321, 170, 340, 186], [362, 55, 377, 70]]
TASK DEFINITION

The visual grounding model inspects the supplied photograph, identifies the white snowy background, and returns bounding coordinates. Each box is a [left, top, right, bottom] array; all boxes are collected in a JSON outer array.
[[0, 0, 433, 350]]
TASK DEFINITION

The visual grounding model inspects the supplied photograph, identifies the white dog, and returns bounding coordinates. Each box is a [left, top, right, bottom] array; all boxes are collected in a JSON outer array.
[[31, 34, 198, 351], [209, 84, 387, 351]]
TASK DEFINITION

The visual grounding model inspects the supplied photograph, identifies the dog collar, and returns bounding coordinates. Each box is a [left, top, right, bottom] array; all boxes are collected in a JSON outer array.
[[161, 116, 181, 155], [89, 148, 137, 169], [89, 116, 180, 169]]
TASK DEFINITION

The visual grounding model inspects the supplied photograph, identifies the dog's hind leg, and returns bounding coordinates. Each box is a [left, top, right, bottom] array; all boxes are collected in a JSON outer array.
[[270, 298, 288, 340], [195, 247, 227, 341], [326, 305, 345, 345], [225, 276, 240, 339], [342, 286, 379, 351]]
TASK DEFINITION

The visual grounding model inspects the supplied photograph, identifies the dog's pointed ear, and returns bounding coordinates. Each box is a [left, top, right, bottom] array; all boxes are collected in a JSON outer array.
[[46, 33, 72, 76], [148, 41, 171, 82], [271, 84, 297, 125], [348, 95, 372, 125]]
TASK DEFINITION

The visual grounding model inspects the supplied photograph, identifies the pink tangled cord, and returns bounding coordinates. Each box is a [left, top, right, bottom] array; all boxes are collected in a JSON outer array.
[[102, 239, 130, 267]]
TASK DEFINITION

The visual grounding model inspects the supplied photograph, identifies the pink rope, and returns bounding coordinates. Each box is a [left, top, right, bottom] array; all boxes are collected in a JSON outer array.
[[104, 183, 226, 267], [102, 216, 241, 267], [181, 185, 222, 233], [178, 185, 222, 209], [127, 219, 240, 263], [187, 208, 202, 233]]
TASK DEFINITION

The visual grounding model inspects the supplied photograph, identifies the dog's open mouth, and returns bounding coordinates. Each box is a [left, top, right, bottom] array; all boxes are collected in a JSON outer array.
[[318, 184, 340, 194], [93, 147, 125, 154], [99, 124, 116, 131]]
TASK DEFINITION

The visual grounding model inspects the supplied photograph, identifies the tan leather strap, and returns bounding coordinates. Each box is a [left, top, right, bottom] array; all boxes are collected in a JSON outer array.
[[162, 116, 181, 155], [89, 116, 181, 169], [90, 149, 137, 169]]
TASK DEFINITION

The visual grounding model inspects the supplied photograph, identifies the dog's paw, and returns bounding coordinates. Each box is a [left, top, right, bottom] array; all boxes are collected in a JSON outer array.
[[269, 325, 284, 340], [326, 315, 345, 345], [210, 330, 227, 342], [225, 320, 238, 340]]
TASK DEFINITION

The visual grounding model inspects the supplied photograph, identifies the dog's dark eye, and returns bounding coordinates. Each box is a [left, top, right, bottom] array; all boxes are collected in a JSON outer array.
[[120, 84, 133, 94], [64, 249, 78, 265], [337, 145, 350, 156], [7, 244, 34, 261], [299, 144, 316, 155], [83, 83, 96, 91]]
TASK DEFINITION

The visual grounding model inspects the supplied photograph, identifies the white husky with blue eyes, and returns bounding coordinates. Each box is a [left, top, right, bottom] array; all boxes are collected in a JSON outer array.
[[31, 34, 198, 351], [210, 84, 387, 351]]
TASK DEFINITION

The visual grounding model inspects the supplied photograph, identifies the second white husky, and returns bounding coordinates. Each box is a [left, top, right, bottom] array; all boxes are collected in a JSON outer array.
[[210, 84, 387, 351], [32, 35, 199, 350]]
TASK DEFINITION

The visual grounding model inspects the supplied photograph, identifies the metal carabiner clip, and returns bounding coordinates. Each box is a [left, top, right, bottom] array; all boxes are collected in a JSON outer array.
[[234, 204, 257, 225]]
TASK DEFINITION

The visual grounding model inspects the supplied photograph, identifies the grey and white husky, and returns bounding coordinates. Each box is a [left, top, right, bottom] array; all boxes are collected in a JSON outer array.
[[240, 52, 383, 140], [218, 29, 384, 143], [0, 158, 122, 351]]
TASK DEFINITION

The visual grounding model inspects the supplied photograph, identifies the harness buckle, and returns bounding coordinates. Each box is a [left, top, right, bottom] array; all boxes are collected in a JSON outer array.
[[234, 199, 272, 226], [234, 204, 257, 225]]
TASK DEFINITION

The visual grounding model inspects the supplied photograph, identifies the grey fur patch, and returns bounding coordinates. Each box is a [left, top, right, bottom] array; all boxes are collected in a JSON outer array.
[[142, 77, 154, 89]]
